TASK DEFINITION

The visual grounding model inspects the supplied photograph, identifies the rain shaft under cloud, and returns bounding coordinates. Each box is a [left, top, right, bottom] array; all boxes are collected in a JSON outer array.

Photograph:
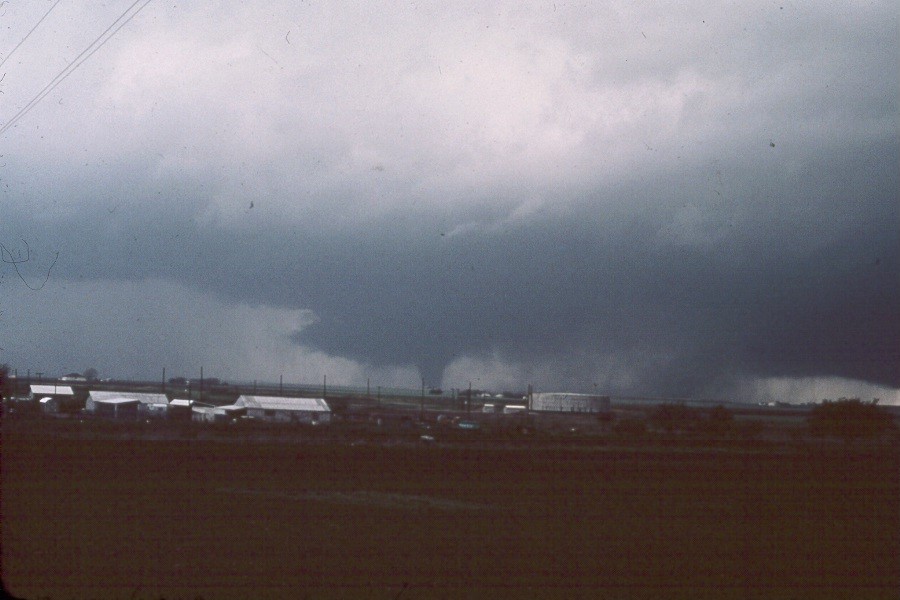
[[1, 1, 898, 402]]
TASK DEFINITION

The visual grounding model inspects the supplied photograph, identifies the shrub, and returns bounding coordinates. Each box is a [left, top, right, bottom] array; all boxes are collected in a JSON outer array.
[[650, 403, 697, 433], [0, 364, 9, 401], [808, 398, 896, 441], [700, 405, 735, 437], [614, 416, 647, 437]]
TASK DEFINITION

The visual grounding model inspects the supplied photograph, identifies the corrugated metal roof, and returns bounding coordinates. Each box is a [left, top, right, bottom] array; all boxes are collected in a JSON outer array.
[[92, 398, 140, 405], [236, 395, 331, 412], [532, 393, 610, 400], [88, 391, 169, 405], [30, 385, 74, 396], [529, 392, 610, 413]]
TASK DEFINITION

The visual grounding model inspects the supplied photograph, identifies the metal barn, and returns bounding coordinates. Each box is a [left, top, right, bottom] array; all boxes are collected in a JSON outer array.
[[30, 385, 81, 412], [528, 393, 611, 414], [29, 385, 75, 401], [85, 391, 169, 419], [87, 397, 141, 418], [234, 395, 332, 424], [39, 397, 59, 413], [191, 406, 216, 423], [168, 399, 194, 420]]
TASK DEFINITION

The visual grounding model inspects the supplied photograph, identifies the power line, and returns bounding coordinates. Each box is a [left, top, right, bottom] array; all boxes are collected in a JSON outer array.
[[0, 0, 152, 135], [0, 0, 155, 137], [0, 0, 63, 71]]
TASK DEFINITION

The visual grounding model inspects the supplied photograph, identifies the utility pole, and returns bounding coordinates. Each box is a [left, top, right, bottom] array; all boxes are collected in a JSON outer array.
[[420, 378, 425, 419], [162, 367, 166, 394], [323, 375, 327, 398], [199, 366, 204, 404], [280, 374, 283, 396]]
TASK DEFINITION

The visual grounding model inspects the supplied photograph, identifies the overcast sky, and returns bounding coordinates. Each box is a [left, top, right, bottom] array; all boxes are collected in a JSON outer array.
[[1, 1, 897, 402]]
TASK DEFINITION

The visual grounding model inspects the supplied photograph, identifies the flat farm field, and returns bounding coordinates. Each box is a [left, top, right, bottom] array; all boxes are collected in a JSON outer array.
[[2, 427, 898, 599]]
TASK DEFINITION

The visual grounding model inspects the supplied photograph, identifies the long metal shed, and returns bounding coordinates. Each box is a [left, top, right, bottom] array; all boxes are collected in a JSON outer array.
[[39, 397, 59, 413], [169, 399, 194, 420], [528, 393, 611, 414], [29, 385, 86, 413], [85, 391, 169, 419], [235, 395, 331, 424], [191, 406, 216, 423], [29, 385, 75, 400]]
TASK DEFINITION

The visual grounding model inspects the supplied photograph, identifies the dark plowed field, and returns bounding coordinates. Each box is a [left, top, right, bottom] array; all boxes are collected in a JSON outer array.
[[3, 427, 898, 599]]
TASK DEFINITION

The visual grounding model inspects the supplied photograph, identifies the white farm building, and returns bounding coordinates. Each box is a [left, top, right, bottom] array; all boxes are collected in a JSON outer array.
[[85, 391, 170, 419], [30, 385, 80, 413], [191, 406, 215, 424], [235, 395, 331, 424], [39, 397, 61, 413], [29, 385, 75, 401], [528, 393, 611, 414]]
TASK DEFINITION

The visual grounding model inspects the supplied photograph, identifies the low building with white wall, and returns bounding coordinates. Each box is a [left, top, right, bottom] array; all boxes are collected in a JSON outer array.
[[235, 395, 331, 424], [528, 393, 611, 414], [29, 385, 75, 401], [85, 391, 169, 419]]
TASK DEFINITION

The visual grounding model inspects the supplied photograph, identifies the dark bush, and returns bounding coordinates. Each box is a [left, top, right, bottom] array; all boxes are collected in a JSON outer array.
[[0, 363, 8, 400], [650, 403, 697, 433], [614, 417, 647, 437], [699, 405, 735, 436], [808, 398, 896, 441]]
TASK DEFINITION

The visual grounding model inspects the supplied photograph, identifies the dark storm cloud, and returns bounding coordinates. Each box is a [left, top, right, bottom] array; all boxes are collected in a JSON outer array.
[[1, 1, 897, 398], [288, 148, 899, 394], [4, 133, 895, 395]]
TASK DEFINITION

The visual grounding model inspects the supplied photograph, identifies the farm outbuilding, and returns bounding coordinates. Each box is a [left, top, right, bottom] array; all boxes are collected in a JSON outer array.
[[234, 395, 331, 424], [213, 405, 247, 422], [39, 397, 59, 413], [86, 397, 141, 418], [30, 385, 81, 412], [29, 385, 75, 401], [85, 391, 169, 419], [168, 399, 194, 420], [528, 393, 611, 414], [191, 406, 216, 423], [142, 403, 170, 419]]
